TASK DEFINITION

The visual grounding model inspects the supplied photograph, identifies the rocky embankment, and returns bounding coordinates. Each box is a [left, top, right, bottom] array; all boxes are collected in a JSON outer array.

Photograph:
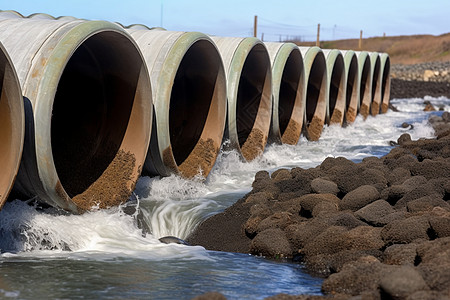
[[390, 62, 450, 99], [189, 108, 450, 297]]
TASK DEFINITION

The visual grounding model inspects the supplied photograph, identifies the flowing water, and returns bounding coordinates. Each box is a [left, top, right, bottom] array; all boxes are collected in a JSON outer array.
[[0, 97, 449, 299]]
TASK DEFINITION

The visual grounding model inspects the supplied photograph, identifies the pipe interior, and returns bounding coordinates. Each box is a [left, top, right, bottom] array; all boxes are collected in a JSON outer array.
[[359, 57, 370, 106], [381, 57, 391, 101], [329, 56, 345, 116], [305, 53, 326, 123], [279, 49, 302, 136], [169, 40, 220, 166], [236, 44, 270, 147], [51, 32, 142, 197], [346, 56, 358, 110], [0, 52, 15, 195]]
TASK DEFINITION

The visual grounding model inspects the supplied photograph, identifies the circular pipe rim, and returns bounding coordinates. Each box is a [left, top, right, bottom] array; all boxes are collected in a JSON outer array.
[[380, 53, 391, 113], [356, 51, 372, 119], [370, 52, 382, 116], [342, 50, 359, 123], [323, 49, 346, 126], [29, 20, 152, 212], [299, 46, 328, 141], [266, 42, 305, 145], [0, 42, 24, 209]]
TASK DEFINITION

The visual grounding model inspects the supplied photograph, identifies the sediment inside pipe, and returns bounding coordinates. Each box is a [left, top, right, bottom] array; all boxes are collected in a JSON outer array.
[[305, 52, 326, 141], [279, 49, 303, 144], [0, 47, 23, 208], [50, 31, 148, 210], [169, 39, 225, 178], [236, 44, 271, 160], [345, 55, 358, 123]]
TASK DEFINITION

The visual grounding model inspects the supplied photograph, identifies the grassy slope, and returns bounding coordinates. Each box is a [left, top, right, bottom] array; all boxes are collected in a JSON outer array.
[[295, 33, 450, 64]]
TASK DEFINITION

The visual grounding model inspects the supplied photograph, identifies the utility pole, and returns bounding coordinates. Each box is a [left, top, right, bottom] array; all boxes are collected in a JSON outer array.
[[253, 15, 258, 38], [359, 30, 363, 50], [316, 23, 320, 47]]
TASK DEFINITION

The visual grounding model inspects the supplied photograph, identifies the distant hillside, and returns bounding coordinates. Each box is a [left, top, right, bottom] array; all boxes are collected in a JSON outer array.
[[294, 33, 450, 65]]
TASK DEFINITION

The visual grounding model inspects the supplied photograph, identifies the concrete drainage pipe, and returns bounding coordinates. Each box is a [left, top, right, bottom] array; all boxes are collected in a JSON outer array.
[[323, 49, 346, 126], [0, 42, 24, 210], [370, 52, 382, 116], [0, 15, 152, 213], [265, 42, 305, 145], [129, 30, 227, 178], [299, 47, 328, 141], [357, 51, 372, 119], [212, 37, 272, 161], [341, 50, 359, 124], [380, 53, 391, 113]]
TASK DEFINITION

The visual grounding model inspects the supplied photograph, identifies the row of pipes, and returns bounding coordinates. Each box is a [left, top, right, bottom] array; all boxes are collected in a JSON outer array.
[[0, 11, 390, 213]]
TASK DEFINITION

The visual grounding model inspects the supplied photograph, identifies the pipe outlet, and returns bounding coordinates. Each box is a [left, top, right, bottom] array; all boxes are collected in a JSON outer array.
[[299, 47, 328, 141], [370, 52, 382, 116], [129, 30, 227, 178], [212, 37, 272, 161], [265, 42, 305, 145], [380, 53, 391, 113], [356, 51, 372, 119], [0, 16, 153, 213], [0, 42, 24, 210], [341, 50, 359, 124], [323, 49, 346, 126]]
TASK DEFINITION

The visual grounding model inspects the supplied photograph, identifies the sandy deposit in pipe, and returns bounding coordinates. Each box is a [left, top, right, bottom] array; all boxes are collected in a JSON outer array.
[[346, 106, 357, 123], [360, 104, 370, 119], [330, 109, 343, 125], [178, 138, 219, 179], [71, 150, 135, 211], [241, 128, 266, 161], [281, 119, 301, 145], [306, 115, 324, 142], [381, 103, 389, 114], [371, 102, 380, 117]]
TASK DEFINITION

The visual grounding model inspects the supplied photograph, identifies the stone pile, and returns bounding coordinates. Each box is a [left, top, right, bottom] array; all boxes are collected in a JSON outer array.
[[188, 112, 450, 299], [391, 61, 450, 82]]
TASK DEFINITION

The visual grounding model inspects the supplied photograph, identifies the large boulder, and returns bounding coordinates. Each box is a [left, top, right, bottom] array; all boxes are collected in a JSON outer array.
[[340, 185, 380, 211]]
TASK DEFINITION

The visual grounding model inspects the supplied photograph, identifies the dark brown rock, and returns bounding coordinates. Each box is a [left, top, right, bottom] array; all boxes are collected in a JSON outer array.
[[354, 199, 395, 226], [379, 266, 429, 299], [398, 133, 412, 145], [249, 228, 293, 258], [383, 243, 419, 265], [381, 215, 431, 244], [310, 178, 339, 195], [407, 195, 450, 213], [298, 194, 340, 217], [192, 292, 227, 300], [341, 185, 380, 211]]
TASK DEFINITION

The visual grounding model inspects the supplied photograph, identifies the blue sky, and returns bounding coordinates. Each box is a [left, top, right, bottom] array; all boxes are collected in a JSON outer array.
[[2, 0, 449, 41]]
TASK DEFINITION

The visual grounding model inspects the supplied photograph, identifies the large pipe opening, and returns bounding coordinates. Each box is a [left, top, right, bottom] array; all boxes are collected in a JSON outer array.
[[304, 51, 327, 141], [169, 40, 226, 178], [328, 55, 346, 125], [0, 45, 23, 208], [370, 54, 382, 116], [236, 43, 271, 160], [50, 31, 149, 210], [359, 55, 371, 118], [345, 54, 359, 123], [279, 49, 304, 144], [380, 55, 391, 113]]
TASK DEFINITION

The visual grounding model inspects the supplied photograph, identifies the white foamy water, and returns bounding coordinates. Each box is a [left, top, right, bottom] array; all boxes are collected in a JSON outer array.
[[1, 97, 447, 259]]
